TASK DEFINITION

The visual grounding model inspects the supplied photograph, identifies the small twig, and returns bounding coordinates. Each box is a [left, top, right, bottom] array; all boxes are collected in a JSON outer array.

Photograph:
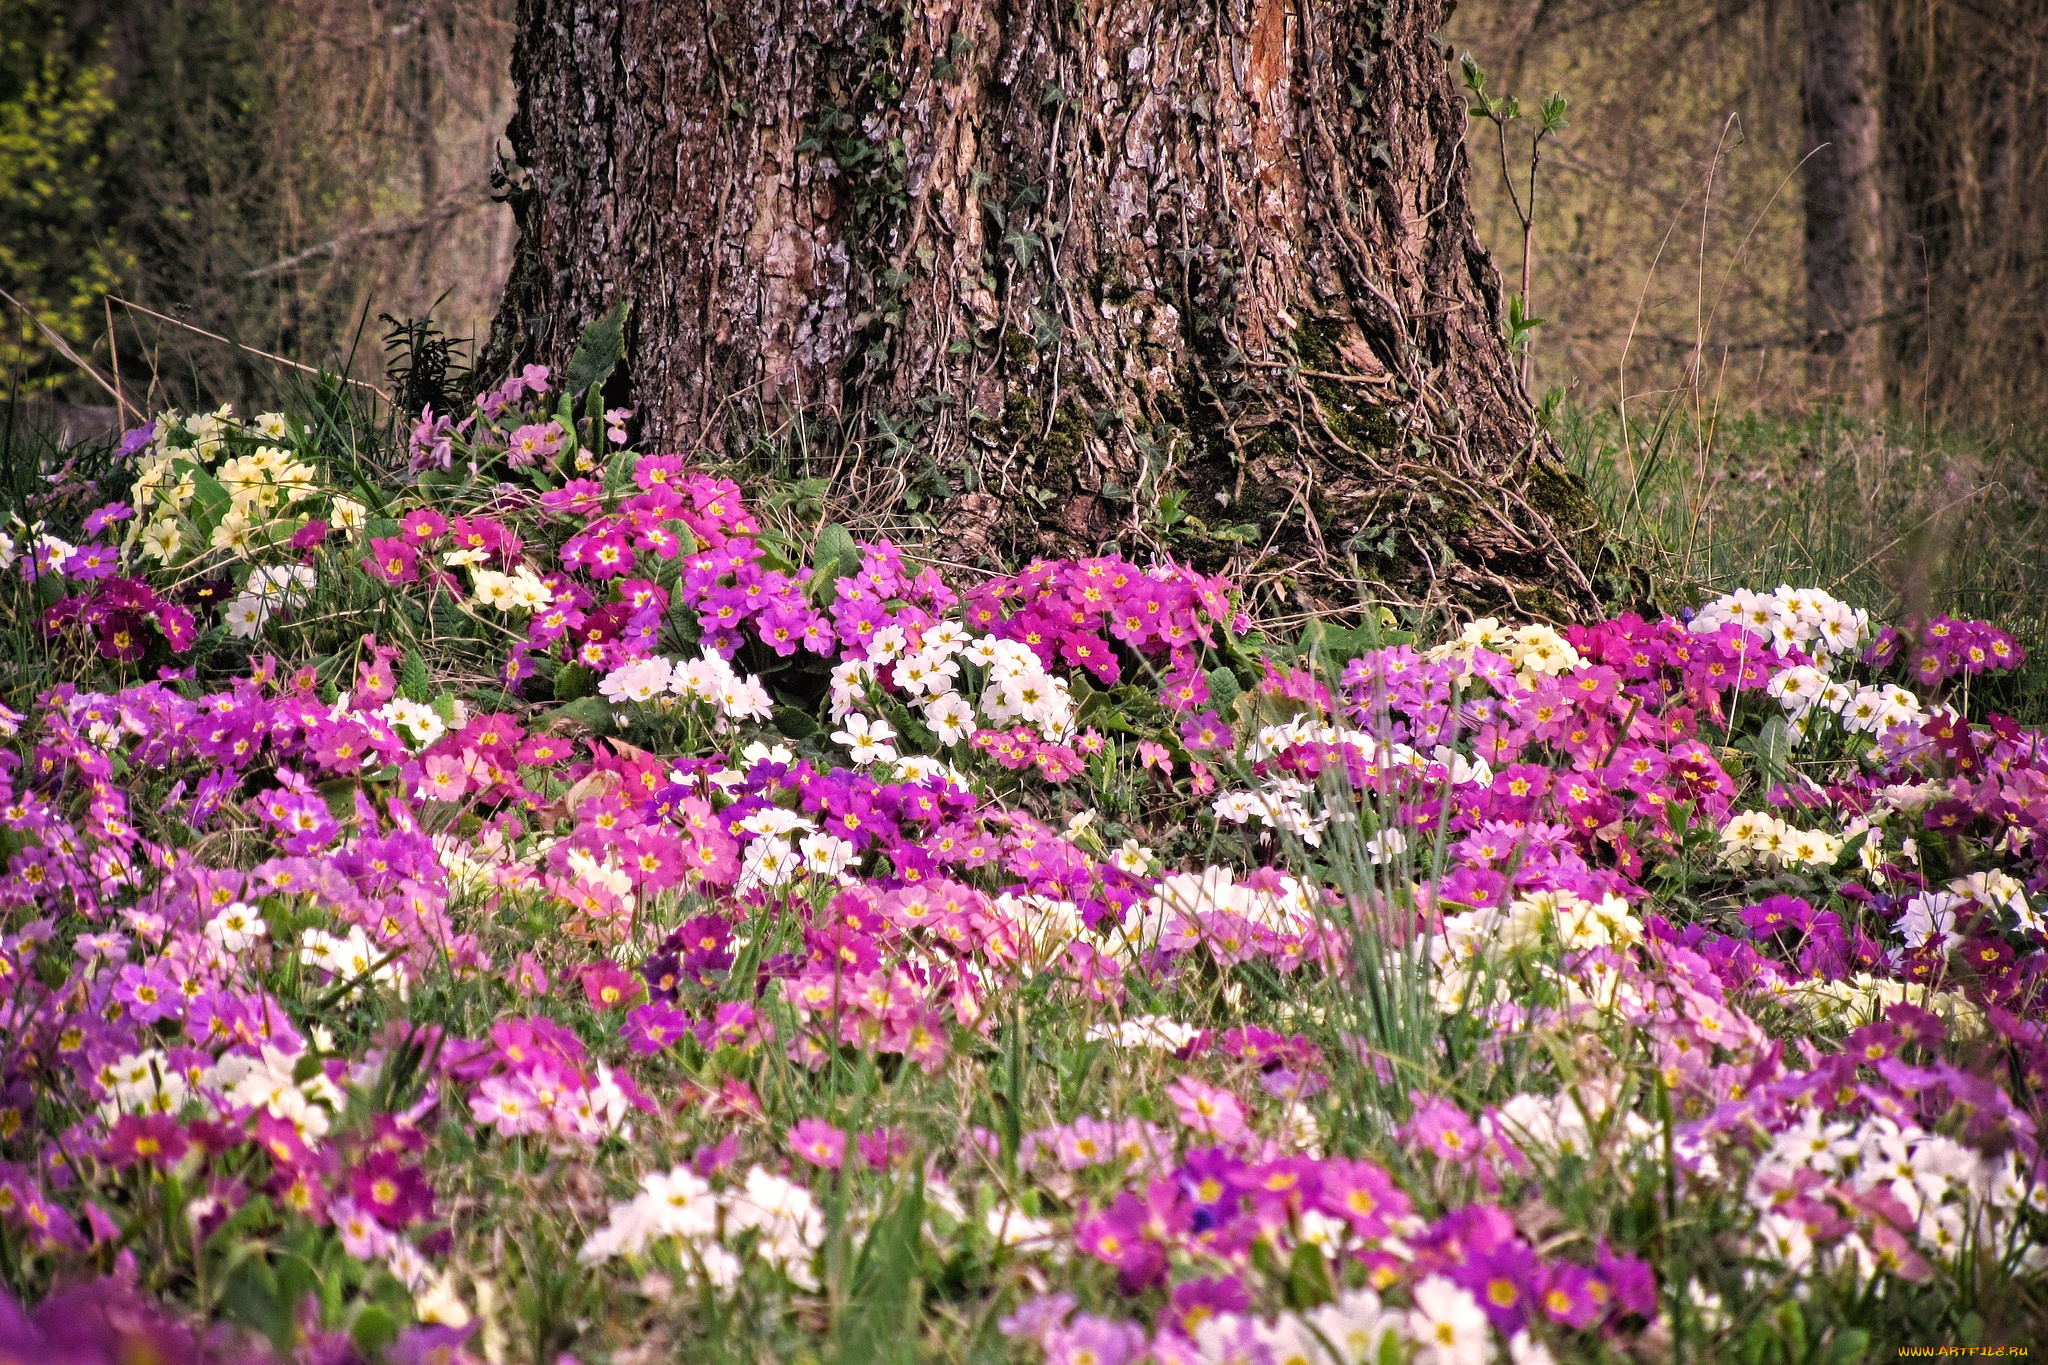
[[107, 296, 390, 402], [243, 190, 489, 281], [105, 295, 126, 419]]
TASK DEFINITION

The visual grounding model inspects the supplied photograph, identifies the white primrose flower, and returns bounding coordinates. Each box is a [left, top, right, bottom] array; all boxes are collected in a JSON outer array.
[[599, 657, 675, 704], [830, 713, 898, 765], [1404, 1276, 1493, 1365], [203, 902, 267, 953], [1112, 838, 1154, 876], [922, 691, 978, 745]]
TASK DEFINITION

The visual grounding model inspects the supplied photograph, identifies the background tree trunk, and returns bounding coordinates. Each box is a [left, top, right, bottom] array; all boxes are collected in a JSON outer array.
[[483, 0, 1613, 618], [1800, 0, 1886, 408]]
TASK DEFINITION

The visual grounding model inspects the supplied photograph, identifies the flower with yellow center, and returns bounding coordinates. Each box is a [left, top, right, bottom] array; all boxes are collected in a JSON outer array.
[[139, 519, 181, 562], [211, 509, 256, 557]]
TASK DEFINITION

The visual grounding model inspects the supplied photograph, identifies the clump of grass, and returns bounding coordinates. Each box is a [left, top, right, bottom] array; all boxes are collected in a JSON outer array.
[[1559, 404, 2048, 720]]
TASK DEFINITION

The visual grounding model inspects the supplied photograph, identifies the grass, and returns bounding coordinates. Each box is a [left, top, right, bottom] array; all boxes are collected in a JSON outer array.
[[1556, 403, 2048, 720], [3, 386, 2046, 1360]]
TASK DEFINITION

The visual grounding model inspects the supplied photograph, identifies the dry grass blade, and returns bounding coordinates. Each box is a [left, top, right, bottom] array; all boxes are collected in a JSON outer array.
[[0, 286, 144, 425], [109, 296, 391, 403]]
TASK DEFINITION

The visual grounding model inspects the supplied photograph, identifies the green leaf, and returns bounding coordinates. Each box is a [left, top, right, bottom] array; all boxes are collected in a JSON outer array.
[[350, 1304, 400, 1354], [1283, 1239, 1335, 1309], [317, 778, 358, 821], [603, 449, 639, 497], [418, 467, 468, 495], [1739, 714, 1795, 785], [1828, 1330, 1870, 1364], [543, 695, 614, 736], [398, 650, 431, 703], [185, 461, 231, 526], [221, 1254, 296, 1352], [999, 1015, 1025, 1167], [553, 662, 595, 702], [833, 1173, 926, 1365], [1773, 1301, 1807, 1363], [1308, 624, 1395, 665], [564, 301, 631, 396], [1205, 667, 1243, 713], [774, 706, 821, 740], [807, 522, 863, 604], [813, 522, 859, 571]]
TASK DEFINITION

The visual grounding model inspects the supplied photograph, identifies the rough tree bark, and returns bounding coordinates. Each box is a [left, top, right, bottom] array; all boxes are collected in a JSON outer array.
[[482, 0, 1614, 618], [1800, 0, 1886, 409]]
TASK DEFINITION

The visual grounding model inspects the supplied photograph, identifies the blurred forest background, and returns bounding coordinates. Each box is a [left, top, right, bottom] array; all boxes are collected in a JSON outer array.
[[1, 0, 516, 425], [3, 0, 2046, 432], [1452, 0, 2048, 426]]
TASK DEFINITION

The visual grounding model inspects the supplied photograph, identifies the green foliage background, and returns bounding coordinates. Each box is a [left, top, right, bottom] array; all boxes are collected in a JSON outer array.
[[0, 0, 129, 393], [2, 0, 514, 412]]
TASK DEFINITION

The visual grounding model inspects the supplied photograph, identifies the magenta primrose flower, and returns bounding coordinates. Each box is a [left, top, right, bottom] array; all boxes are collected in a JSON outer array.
[[788, 1118, 848, 1170], [1164, 1077, 1248, 1143]]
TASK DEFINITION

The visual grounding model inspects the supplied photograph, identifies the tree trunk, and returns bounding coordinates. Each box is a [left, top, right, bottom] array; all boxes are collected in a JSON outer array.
[[1800, 0, 1886, 409], [482, 0, 1611, 618]]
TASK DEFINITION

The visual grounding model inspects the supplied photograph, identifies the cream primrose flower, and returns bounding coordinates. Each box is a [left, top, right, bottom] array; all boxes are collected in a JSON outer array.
[[1111, 838, 1154, 876], [249, 563, 315, 606], [1426, 615, 1513, 662], [866, 623, 909, 665], [983, 1203, 1057, 1250], [299, 926, 407, 998], [331, 496, 369, 537], [1364, 828, 1409, 864], [739, 806, 814, 837], [95, 1048, 190, 1120], [599, 657, 674, 704], [139, 519, 181, 562], [1507, 622, 1583, 678], [921, 619, 969, 653], [1774, 972, 1984, 1038], [738, 835, 799, 893], [1717, 810, 1842, 872], [1105, 866, 1318, 962], [593, 652, 772, 726], [202, 1043, 342, 1141], [211, 509, 257, 557], [576, 1167, 823, 1287], [1307, 1291, 1396, 1365], [827, 657, 877, 719], [892, 648, 959, 697], [797, 832, 857, 876], [713, 672, 774, 724], [739, 739, 797, 768], [1691, 584, 1871, 661]]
